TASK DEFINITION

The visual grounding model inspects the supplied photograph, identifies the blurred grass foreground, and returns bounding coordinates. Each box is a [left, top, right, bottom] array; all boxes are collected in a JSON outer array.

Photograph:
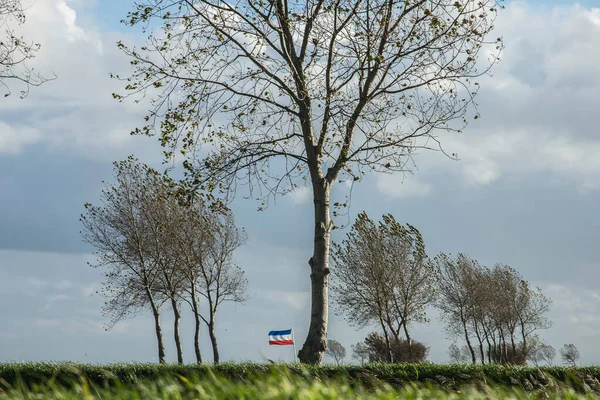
[[2, 363, 600, 399]]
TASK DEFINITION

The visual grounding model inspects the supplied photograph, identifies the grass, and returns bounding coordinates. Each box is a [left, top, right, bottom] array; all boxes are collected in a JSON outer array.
[[1, 363, 600, 399]]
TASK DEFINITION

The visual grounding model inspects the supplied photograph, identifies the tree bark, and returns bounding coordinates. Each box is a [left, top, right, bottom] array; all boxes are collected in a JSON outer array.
[[298, 181, 331, 364], [208, 314, 220, 364], [170, 298, 184, 364], [146, 289, 165, 364], [402, 321, 412, 346]]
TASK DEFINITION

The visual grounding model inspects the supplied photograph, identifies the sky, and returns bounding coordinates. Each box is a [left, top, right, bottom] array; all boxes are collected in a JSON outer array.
[[0, 0, 599, 365]]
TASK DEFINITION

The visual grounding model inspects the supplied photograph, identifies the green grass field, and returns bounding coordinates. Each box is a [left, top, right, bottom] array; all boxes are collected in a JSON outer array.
[[1, 363, 600, 399]]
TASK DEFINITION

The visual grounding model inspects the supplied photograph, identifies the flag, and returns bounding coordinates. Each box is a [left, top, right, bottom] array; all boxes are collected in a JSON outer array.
[[268, 329, 293, 345]]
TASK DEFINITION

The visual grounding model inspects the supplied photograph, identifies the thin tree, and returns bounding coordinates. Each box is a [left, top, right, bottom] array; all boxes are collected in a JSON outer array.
[[538, 343, 556, 366], [331, 212, 435, 361], [351, 342, 370, 365], [193, 211, 248, 363], [0, 0, 53, 97], [435, 254, 552, 366], [560, 344, 580, 367], [142, 186, 188, 364], [447, 343, 471, 363], [81, 158, 168, 363], [168, 198, 214, 364], [527, 338, 555, 367], [325, 339, 346, 365], [115, 0, 503, 363], [433, 253, 479, 364]]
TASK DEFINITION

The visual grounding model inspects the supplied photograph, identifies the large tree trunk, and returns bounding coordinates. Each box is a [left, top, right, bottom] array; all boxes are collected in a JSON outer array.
[[191, 286, 202, 364], [170, 298, 184, 364], [208, 313, 220, 364], [298, 181, 331, 365], [145, 288, 165, 364]]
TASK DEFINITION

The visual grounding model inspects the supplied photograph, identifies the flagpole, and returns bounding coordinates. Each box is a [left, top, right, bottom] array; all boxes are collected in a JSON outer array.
[[291, 327, 297, 363]]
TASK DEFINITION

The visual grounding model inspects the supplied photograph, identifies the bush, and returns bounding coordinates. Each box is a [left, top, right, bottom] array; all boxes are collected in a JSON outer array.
[[363, 332, 429, 363]]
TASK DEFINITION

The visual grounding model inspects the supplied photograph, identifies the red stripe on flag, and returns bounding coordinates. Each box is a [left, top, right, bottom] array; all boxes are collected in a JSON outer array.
[[269, 339, 294, 345]]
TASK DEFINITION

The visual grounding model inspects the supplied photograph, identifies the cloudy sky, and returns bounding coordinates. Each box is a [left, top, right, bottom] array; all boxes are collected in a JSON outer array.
[[1, 0, 599, 365]]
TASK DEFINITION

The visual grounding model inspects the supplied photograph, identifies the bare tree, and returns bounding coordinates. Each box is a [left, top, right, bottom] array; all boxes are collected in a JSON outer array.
[[167, 198, 213, 364], [331, 212, 435, 361], [447, 343, 471, 363], [0, 0, 53, 97], [538, 343, 556, 366], [81, 158, 168, 363], [199, 212, 248, 363], [527, 338, 555, 367], [83, 157, 248, 364], [115, 0, 503, 363], [142, 185, 189, 364], [560, 344, 580, 367], [325, 339, 346, 365], [434, 253, 479, 364], [351, 342, 370, 365]]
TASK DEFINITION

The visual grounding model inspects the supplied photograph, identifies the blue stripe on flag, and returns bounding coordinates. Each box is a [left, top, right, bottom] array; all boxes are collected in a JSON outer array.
[[268, 329, 292, 336]]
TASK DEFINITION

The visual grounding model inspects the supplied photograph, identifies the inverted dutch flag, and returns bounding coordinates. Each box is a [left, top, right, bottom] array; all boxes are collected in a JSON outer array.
[[268, 329, 294, 345]]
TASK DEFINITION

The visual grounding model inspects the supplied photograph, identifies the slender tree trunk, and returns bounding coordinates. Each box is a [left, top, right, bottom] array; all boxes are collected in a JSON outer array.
[[460, 314, 476, 364], [191, 286, 202, 364], [298, 181, 331, 365], [208, 313, 220, 364], [170, 297, 184, 364], [484, 330, 493, 364], [402, 321, 412, 346], [146, 290, 165, 364], [510, 329, 517, 360], [376, 315, 393, 362], [473, 321, 485, 364], [520, 321, 528, 357], [490, 334, 498, 363], [499, 329, 507, 364]]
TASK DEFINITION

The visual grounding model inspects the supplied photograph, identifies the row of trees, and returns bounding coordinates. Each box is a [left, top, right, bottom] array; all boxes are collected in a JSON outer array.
[[330, 212, 552, 365], [81, 158, 247, 364], [82, 175, 553, 365], [326, 339, 580, 366], [436, 253, 551, 365], [113, 0, 504, 364], [3, 0, 506, 364], [449, 342, 580, 367]]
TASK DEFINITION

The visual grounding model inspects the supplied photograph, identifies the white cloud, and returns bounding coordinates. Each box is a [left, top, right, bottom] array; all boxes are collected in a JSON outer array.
[[0, 123, 42, 153], [374, 2, 600, 194], [376, 173, 433, 199], [56, 1, 87, 42], [13, 318, 106, 334], [0, 0, 159, 162], [260, 290, 310, 310], [288, 186, 312, 204]]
